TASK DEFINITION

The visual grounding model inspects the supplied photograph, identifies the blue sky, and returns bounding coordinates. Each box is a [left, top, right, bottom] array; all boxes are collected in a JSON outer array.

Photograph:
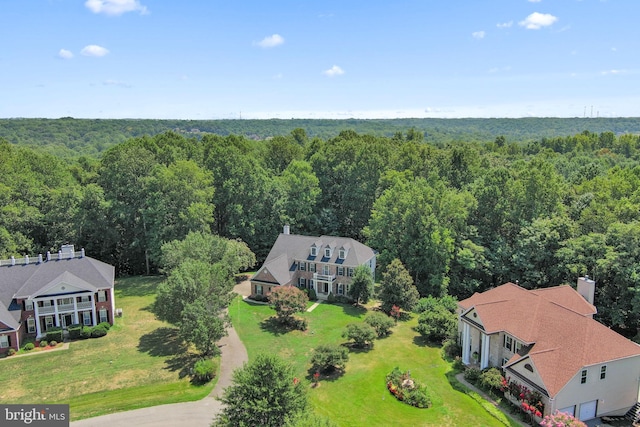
[[1, 0, 638, 119]]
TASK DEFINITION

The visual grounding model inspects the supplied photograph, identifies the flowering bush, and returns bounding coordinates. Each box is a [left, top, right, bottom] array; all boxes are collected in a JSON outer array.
[[385, 367, 431, 408], [505, 378, 545, 421], [539, 410, 587, 427]]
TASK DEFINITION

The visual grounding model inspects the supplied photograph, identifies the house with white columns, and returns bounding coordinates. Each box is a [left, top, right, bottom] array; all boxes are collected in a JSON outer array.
[[458, 278, 640, 422], [0, 245, 115, 353]]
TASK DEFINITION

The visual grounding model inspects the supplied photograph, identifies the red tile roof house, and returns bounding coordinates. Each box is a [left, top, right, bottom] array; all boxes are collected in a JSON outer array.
[[0, 245, 115, 354], [250, 226, 376, 300], [458, 277, 640, 422]]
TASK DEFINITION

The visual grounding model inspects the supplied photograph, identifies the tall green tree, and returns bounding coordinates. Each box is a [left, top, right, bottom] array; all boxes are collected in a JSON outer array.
[[378, 259, 420, 313], [348, 265, 374, 305], [213, 353, 308, 427]]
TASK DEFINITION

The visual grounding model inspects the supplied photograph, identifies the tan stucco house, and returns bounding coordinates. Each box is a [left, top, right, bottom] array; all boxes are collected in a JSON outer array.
[[250, 226, 376, 300], [458, 278, 640, 421]]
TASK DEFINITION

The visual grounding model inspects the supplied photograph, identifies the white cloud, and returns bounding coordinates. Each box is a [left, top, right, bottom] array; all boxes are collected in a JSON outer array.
[[58, 49, 74, 59], [497, 21, 513, 28], [255, 34, 284, 48], [103, 79, 131, 88], [601, 69, 624, 75], [85, 0, 148, 16], [472, 31, 485, 39], [323, 65, 344, 77], [81, 45, 110, 57], [519, 12, 558, 29]]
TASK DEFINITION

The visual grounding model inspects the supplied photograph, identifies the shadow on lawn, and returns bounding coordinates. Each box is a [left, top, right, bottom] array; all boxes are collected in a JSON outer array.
[[260, 316, 298, 336], [138, 327, 187, 357], [412, 335, 441, 348], [338, 303, 367, 318]]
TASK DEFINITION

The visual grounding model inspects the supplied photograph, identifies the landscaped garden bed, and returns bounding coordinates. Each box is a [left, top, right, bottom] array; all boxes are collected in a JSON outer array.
[[386, 367, 432, 408]]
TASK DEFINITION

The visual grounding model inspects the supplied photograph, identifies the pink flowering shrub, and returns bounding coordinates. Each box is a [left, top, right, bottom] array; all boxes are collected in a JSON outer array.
[[539, 410, 587, 427]]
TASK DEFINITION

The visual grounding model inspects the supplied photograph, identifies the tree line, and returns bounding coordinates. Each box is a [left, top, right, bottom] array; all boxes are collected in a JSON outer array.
[[1, 126, 640, 338]]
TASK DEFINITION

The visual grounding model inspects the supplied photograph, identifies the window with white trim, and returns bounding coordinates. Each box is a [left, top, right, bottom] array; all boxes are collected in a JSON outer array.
[[322, 265, 331, 275], [337, 266, 344, 276], [298, 277, 306, 287], [256, 285, 263, 295], [504, 335, 513, 351], [27, 317, 36, 333], [99, 308, 108, 324], [515, 341, 522, 354], [580, 369, 587, 384], [24, 300, 34, 311], [600, 365, 606, 380], [45, 316, 54, 331], [339, 249, 346, 259], [42, 300, 52, 307], [98, 291, 106, 302], [80, 295, 90, 302], [299, 261, 306, 271], [83, 311, 92, 326], [310, 246, 317, 257], [0, 335, 9, 348], [324, 248, 331, 258], [309, 263, 316, 273], [337, 284, 344, 295], [347, 268, 354, 277]]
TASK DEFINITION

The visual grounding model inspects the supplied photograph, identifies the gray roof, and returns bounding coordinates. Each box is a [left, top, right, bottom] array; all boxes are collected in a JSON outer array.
[[0, 256, 114, 331], [252, 233, 376, 286]]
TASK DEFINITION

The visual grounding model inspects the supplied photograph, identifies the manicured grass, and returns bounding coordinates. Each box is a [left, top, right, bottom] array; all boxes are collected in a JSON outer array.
[[230, 297, 520, 427], [0, 276, 216, 421]]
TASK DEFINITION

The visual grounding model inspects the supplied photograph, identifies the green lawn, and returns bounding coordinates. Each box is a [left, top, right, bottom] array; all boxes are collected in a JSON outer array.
[[0, 276, 216, 421], [230, 297, 520, 427]]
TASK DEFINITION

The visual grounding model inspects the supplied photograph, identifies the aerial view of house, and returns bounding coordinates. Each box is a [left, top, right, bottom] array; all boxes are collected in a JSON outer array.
[[0, 245, 115, 354], [250, 225, 376, 300], [458, 277, 640, 422]]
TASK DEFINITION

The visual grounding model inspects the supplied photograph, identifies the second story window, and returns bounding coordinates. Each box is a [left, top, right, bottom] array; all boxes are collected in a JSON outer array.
[[299, 261, 306, 271], [581, 369, 587, 384], [337, 266, 344, 276], [309, 263, 316, 272], [98, 291, 107, 302], [504, 335, 513, 351], [24, 300, 34, 311], [600, 365, 607, 380]]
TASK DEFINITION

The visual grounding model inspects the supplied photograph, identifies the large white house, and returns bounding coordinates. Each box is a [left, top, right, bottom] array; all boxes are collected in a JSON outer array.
[[0, 245, 115, 353], [458, 278, 640, 421]]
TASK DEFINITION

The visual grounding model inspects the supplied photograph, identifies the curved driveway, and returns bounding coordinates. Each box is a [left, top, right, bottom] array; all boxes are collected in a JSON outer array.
[[71, 285, 250, 427]]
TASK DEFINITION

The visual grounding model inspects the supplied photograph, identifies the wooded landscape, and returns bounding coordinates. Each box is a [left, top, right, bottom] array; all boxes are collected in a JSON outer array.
[[2, 118, 640, 339]]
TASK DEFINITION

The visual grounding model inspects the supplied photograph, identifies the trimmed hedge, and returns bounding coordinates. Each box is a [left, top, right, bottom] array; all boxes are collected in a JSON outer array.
[[80, 326, 92, 339], [68, 324, 83, 339], [90, 325, 108, 338], [46, 327, 64, 343]]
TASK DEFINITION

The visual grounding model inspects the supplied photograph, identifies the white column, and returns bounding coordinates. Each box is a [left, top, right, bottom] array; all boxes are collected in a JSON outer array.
[[91, 295, 97, 326], [480, 333, 490, 369], [462, 322, 471, 364], [53, 300, 60, 327], [34, 303, 42, 338], [73, 298, 79, 324]]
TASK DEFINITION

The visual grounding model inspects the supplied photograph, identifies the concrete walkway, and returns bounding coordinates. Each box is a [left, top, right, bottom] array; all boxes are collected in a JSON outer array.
[[71, 288, 250, 427], [306, 301, 323, 312]]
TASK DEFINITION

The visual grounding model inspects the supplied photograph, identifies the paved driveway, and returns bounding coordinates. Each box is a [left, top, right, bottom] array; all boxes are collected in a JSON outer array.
[[71, 283, 250, 427]]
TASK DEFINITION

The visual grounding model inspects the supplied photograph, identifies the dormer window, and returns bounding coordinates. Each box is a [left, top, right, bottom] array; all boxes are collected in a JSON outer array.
[[310, 246, 317, 257], [339, 249, 346, 259], [324, 248, 331, 258]]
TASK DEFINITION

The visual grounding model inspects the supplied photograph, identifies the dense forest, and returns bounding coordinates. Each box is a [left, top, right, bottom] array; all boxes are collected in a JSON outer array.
[[2, 117, 640, 158], [1, 121, 640, 340]]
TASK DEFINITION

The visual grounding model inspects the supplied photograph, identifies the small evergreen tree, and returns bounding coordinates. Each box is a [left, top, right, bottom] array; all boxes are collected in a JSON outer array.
[[348, 265, 374, 305], [310, 344, 349, 372], [342, 323, 376, 348], [364, 311, 395, 337]]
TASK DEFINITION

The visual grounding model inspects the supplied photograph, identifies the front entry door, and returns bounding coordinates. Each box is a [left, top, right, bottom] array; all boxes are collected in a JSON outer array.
[[59, 314, 73, 328]]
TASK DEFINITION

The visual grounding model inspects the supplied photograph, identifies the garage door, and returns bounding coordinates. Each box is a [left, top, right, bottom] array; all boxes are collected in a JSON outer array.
[[579, 400, 598, 420], [558, 406, 575, 417]]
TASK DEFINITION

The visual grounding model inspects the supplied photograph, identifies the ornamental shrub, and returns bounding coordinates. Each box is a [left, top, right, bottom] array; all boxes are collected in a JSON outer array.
[[39, 340, 48, 348], [80, 326, 92, 339], [307, 288, 317, 301], [98, 321, 111, 330], [479, 367, 505, 394], [91, 325, 108, 338], [342, 323, 376, 348], [310, 344, 349, 372], [23, 343, 35, 351], [193, 358, 217, 383], [540, 410, 587, 427], [385, 367, 431, 408], [364, 312, 395, 337], [463, 366, 482, 383], [326, 292, 336, 304], [49, 340, 57, 347], [68, 324, 82, 339], [7, 348, 16, 356], [46, 327, 64, 343]]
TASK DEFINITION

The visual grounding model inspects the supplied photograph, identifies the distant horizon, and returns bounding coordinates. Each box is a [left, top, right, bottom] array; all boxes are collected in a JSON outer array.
[[2, 1, 639, 120]]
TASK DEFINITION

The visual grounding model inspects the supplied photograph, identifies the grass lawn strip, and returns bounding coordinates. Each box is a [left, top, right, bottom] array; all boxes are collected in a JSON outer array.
[[230, 297, 520, 427]]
